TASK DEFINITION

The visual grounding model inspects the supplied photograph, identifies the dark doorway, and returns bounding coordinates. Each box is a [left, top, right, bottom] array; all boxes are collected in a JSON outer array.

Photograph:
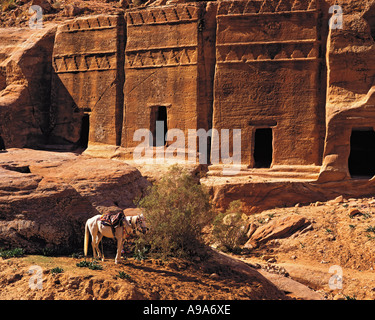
[[348, 129, 375, 178], [0, 135, 5, 151], [152, 106, 168, 147], [79, 114, 90, 148], [254, 128, 273, 168]]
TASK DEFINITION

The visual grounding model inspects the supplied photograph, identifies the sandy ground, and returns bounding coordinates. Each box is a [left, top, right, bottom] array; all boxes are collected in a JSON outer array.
[[234, 196, 375, 300], [0, 251, 290, 300], [2, 193, 375, 300]]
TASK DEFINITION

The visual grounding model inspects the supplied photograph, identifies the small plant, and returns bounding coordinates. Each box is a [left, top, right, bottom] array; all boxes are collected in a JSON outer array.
[[136, 165, 213, 259], [0, 247, 24, 259], [76, 260, 103, 270], [212, 200, 248, 253], [257, 217, 266, 224], [325, 228, 333, 234], [42, 247, 55, 257], [117, 271, 131, 280], [349, 224, 356, 229], [133, 247, 148, 261], [51, 267, 64, 274], [345, 294, 356, 300], [362, 212, 372, 220], [365, 225, 375, 233], [71, 252, 82, 259]]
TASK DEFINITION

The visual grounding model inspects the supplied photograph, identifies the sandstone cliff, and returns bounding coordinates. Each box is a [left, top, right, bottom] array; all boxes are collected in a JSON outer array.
[[0, 25, 56, 148], [0, 149, 150, 253], [319, 0, 375, 181]]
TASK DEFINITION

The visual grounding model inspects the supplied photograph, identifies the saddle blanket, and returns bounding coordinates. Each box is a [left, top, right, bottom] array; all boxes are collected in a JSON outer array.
[[99, 211, 124, 228]]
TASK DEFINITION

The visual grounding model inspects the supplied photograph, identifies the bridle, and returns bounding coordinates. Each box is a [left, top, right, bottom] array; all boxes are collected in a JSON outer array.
[[123, 215, 148, 238]]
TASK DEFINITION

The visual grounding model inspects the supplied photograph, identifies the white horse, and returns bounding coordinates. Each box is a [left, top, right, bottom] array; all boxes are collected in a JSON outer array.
[[84, 213, 147, 264]]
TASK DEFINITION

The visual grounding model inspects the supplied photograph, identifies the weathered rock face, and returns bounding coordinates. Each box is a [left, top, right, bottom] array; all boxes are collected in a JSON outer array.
[[203, 173, 375, 213], [0, 26, 56, 148], [244, 215, 311, 248], [318, 0, 375, 182], [122, 3, 216, 158], [50, 14, 125, 147], [212, 0, 326, 168], [3, 0, 375, 181], [0, 149, 150, 253], [2, 0, 375, 229]]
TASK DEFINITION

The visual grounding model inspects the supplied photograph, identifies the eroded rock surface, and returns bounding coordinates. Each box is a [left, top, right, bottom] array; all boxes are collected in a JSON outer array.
[[0, 149, 149, 253], [0, 26, 57, 148]]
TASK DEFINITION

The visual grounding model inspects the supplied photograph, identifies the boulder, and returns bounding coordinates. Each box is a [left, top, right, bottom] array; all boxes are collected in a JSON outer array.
[[246, 222, 258, 239], [348, 208, 362, 218], [0, 26, 56, 148], [31, 0, 52, 13], [0, 149, 150, 254], [62, 4, 83, 17], [244, 215, 310, 249]]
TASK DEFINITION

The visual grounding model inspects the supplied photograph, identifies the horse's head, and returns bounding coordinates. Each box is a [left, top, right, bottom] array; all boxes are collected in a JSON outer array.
[[131, 214, 148, 234]]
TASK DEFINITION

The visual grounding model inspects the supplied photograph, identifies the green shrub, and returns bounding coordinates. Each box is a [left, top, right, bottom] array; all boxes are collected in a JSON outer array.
[[42, 247, 56, 257], [133, 244, 149, 261], [51, 267, 64, 274], [76, 260, 103, 270], [212, 200, 248, 252], [136, 165, 213, 259], [117, 271, 131, 280], [0, 247, 25, 259]]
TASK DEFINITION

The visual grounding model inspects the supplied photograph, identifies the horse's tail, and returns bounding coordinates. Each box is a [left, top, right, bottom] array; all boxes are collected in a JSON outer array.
[[84, 220, 89, 257]]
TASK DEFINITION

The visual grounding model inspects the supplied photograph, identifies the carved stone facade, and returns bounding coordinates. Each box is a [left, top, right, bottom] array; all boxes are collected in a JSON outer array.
[[213, 0, 325, 168], [51, 14, 125, 146], [122, 3, 216, 157], [5, 0, 375, 182], [49, 1, 327, 167]]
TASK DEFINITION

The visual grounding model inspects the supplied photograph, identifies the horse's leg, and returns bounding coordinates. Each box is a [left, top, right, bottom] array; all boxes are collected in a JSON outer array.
[[94, 237, 101, 259], [115, 228, 123, 264], [97, 233, 104, 261], [91, 228, 98, 259]]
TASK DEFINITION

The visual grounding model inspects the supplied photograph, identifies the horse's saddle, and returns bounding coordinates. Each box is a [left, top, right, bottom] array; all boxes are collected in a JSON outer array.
[[99, 211, 124, 228]]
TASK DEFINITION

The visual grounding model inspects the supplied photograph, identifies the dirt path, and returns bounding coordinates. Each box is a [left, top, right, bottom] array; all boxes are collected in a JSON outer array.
[[225, 195, 375, 300]]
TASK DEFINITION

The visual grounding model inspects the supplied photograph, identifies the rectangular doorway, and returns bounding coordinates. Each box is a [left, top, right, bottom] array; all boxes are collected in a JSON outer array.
[[254, 128, 273, 168], [348, 128, 375, 178], [79, 113, 90, 149], [151, 106, 168, 147]]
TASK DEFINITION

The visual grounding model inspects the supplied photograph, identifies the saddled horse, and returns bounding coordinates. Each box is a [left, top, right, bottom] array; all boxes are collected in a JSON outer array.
[[84, 213, 147, 264]]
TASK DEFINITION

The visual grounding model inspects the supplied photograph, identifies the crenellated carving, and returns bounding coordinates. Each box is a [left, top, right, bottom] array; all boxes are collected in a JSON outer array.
[[217, 0, 317, 16], [125, 46, 197, 69], [53, 52, 117, 73], [216, 40, 320, 63], [126, 5, 199, 26], [59, 15, 118, 32]]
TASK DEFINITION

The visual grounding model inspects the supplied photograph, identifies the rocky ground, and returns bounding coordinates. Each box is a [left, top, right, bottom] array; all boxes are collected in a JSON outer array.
[[0, 0, 125, 28], [0, 250, 289, 300], [234, 196, 375, 300], [0, 148, 150, 253], [1, 148, 375, 300]]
